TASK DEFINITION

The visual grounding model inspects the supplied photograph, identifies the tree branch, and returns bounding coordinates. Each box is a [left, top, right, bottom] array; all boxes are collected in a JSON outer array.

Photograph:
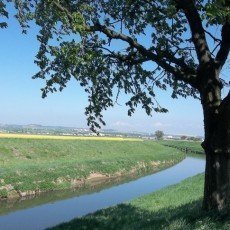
[[92, 22, 198, 88], [107, 53, 150, 65], [204, 29, 221, 43], [51, 1, 199, 89], [52, 1, 74, 23], [215, 22, 230, 68], [175, 0, 212, 65]]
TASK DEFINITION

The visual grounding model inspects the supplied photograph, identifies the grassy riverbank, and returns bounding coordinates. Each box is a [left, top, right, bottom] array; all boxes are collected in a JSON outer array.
[[160, 140, 203, 153], [52, 174, 230, 230], [0, 136, 184, 199]]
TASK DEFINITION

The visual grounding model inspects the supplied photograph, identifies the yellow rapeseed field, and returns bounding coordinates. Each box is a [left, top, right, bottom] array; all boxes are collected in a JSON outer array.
[[0, 133, 142, 141]]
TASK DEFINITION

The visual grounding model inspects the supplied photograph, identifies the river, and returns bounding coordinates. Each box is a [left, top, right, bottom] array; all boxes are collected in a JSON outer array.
[[0, 155, 205, 230]]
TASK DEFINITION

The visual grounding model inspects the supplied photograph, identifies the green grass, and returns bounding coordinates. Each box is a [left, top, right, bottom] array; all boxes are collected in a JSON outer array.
[[52, 174, 230, 230], [159, 140, 203, 153], [0, 138, 184, 197]]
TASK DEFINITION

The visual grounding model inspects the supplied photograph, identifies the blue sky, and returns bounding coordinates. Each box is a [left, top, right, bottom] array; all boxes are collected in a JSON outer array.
[[0, 9, 228, 136]]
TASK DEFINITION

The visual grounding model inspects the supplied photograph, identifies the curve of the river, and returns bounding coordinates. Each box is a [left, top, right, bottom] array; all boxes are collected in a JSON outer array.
[[0, 155, 205, 230]]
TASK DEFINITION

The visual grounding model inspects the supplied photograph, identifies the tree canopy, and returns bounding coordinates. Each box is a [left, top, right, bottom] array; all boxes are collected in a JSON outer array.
[[1, 0, 229, 132], [155, 130, 164, 140], [1, 0, 230, 211]]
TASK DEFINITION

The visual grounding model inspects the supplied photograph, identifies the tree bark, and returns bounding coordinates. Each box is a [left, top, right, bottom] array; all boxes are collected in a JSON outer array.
[[202, 77, 230, 210]]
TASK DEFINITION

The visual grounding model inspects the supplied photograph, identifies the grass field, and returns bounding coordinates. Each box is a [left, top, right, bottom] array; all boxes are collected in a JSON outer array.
[[0, 136, 184, 198], [52, 174, 230, 230], [0, 133, 140, 141], [159, 140, 203, 153]]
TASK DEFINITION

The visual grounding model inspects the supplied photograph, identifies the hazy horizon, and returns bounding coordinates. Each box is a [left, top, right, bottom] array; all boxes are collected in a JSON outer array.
[[0, 121, 204, 137]]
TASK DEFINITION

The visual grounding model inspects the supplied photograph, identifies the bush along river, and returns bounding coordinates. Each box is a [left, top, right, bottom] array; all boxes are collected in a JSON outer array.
[[0, 155, 205, 230]]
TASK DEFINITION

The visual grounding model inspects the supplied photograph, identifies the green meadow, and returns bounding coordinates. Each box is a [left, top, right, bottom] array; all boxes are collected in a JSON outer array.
[[0, 137, 184, 198]]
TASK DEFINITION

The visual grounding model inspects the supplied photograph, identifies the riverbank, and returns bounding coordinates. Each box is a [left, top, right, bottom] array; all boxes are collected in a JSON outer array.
[[159, 140, 203, 153], [0, 137, 184, 199], [52, 174, 230, 230]]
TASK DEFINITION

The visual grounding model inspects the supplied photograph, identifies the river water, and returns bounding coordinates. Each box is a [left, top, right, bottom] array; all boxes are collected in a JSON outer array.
[[0, 155, 205, 230]]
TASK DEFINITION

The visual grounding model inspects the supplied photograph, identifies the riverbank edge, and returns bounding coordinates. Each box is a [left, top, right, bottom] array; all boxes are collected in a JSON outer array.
[[0, 155, 185, 201], [51, 173, 230, 230]]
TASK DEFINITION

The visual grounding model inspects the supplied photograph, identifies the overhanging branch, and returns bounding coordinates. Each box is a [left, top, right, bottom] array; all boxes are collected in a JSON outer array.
[[48, 1, 199, 89], [175, 0, 212, 65], [216, 23, 230, 68], [92, 22, 198, 87]]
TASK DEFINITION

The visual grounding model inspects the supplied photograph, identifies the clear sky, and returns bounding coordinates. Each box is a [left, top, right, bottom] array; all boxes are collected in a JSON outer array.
[[0, 9, 228, 136]]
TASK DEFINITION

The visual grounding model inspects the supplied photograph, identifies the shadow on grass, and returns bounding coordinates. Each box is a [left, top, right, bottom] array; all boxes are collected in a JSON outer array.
[[50, 199, 230, 230]]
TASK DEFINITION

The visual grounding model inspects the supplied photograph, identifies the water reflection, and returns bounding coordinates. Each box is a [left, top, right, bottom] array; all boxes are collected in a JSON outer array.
[[0, 155, 205, 230]]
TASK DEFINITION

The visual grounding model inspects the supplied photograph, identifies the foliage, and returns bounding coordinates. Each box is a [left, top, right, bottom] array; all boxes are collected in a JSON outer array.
[[2, 0, 229, 131], [154, 130, 164, 140], [205, 0, 230, 24], [181, 135, 187, 140], [187, 136, 202, 141], [0, 0, 8, 28], [0, 189, 7, 198], [50, 174, 230, 230]]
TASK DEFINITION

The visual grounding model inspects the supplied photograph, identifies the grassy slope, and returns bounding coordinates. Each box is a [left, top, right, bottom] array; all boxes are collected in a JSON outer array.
[[52, 174, 230, 230], [0, 138, 183, 197]]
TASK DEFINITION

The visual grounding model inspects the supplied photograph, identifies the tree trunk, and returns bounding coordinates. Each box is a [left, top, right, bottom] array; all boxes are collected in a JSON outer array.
[[202, 85, 230, 210]]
